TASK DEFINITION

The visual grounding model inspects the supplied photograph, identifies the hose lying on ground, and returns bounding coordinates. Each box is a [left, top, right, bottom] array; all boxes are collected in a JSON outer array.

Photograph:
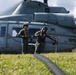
[[34, 53, 66, 75]]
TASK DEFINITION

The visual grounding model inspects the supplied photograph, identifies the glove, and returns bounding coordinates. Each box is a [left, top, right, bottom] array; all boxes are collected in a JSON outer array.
[[53, 42, 56, 45], [53, 40, 58, 45]]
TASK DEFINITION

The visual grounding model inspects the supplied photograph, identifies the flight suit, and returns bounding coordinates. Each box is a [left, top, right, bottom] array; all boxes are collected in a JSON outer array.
[[35, 30, 56, 53], [18, 29, 29, 54]]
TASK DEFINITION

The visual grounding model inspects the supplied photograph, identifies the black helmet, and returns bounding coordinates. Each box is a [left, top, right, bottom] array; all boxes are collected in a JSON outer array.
[[42, 27, 48, 31]]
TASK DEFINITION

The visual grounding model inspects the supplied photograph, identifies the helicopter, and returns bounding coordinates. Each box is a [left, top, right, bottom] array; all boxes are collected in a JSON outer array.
[[0, 0, 76, 53]]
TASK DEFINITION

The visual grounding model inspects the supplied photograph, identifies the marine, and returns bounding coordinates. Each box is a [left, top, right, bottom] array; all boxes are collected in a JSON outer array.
[[18, 23, 30, 54], [35, 27, 57, 53]]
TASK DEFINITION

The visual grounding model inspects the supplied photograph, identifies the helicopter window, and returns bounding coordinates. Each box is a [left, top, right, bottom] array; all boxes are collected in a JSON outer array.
[[28, 28, 40, 42], [29, 28, 40, 35], [12, 27, 40, 37], [1, 27, 6, 37], [12, 27, 22, 37]]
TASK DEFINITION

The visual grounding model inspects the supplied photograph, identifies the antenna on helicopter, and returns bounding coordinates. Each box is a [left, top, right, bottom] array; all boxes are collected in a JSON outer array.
[[44, 0, 48, 5]]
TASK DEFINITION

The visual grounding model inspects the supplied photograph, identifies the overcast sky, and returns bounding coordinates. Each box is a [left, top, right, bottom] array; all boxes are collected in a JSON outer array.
[[0, 0, 76, 17]]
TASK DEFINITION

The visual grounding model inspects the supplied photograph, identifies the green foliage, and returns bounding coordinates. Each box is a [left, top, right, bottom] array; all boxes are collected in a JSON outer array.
[[0, 54, 52, 75], [43, 52, 76, 75]]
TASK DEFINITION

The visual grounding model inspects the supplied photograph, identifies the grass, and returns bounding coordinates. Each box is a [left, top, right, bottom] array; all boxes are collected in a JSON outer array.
[[0, 52, 76, 75], [43, 52, 76, 75], [0, 54, 52, 75]]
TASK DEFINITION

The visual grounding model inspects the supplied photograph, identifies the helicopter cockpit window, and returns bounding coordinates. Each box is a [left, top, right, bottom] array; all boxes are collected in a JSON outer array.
[[12, 27, 22, 37], [1, 27, 6, 37]]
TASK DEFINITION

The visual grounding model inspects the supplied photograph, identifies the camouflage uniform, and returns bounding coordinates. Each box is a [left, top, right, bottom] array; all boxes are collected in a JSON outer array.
[[18, 24, 29, 54], [35, 27, 56, 53]]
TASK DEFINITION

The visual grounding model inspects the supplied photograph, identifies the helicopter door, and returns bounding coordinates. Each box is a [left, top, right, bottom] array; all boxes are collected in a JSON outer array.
[[0, 24, 7, 49]]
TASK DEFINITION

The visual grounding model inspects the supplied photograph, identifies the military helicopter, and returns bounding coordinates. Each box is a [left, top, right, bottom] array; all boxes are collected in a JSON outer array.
[[0, 0, 76, 53]]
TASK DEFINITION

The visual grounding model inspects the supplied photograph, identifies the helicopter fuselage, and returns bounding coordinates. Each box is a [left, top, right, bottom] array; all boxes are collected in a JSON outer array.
[[0, 0, 76, 53]]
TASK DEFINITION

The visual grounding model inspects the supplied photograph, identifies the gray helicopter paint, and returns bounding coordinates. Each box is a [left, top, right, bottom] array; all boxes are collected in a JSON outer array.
[[0, 14, 33, 22], [12, 1, 48, 15], [12, 1, 69, 15], [0, 21, 76, 53], [34, 13, 75, 28], [49, 7, 69, 13], [0, 13, 75, 28], [0, 0, 76, 53]]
